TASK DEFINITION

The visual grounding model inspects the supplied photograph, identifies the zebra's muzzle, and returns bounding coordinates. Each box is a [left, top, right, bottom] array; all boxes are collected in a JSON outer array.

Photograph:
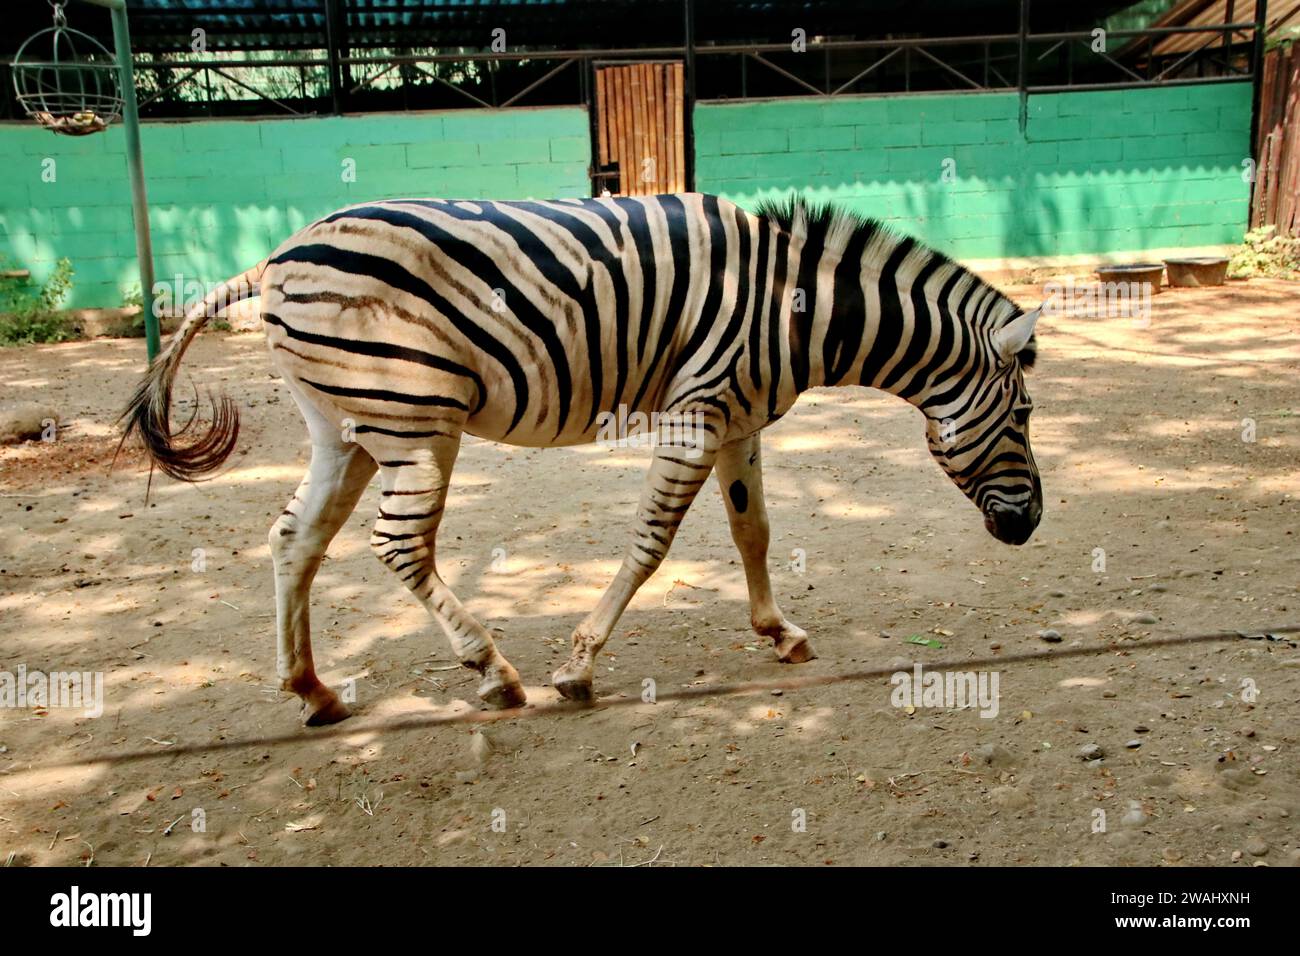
[[983, 501, 1039, 545]]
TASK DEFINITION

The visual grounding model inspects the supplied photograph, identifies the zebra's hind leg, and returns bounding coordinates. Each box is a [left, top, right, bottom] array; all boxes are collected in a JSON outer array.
[[715, 433, 816, 664], [369, 436, 526, 710], [553, 441, 719, 701], [271, 409, 378, 726]]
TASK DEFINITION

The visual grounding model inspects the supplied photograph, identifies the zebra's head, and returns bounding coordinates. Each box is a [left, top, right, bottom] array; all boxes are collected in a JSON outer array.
[[923, 306, 1042, 545]]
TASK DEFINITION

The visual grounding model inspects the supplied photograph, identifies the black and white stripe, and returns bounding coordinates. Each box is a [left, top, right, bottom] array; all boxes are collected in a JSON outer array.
[[122, 191, 1043, 719]]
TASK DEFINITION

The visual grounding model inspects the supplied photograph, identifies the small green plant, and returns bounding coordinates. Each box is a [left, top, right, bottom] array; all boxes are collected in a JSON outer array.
[[1265, 25, 1298, 52], [1228, 226, 1300, 280], [0, 257, 76, 345], [122, 284, 151, 337]]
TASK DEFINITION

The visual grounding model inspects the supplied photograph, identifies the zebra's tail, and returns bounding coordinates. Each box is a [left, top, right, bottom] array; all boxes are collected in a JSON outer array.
[[118, 260, 267, 482]]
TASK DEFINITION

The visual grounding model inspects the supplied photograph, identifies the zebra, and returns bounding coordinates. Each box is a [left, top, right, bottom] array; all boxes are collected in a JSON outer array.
[[121, 193, 1042, 725]]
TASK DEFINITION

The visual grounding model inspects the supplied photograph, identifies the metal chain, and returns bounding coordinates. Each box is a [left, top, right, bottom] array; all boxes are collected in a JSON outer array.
[[51, 2, 68, 29]]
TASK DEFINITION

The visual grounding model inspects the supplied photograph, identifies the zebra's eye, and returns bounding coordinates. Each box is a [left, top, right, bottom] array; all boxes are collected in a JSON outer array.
[[1012, 406, 1032, 426]]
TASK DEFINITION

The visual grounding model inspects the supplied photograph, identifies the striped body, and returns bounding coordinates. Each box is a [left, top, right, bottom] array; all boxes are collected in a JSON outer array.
[[264, 195, 802, 448], [123, 192, 1043, 723]]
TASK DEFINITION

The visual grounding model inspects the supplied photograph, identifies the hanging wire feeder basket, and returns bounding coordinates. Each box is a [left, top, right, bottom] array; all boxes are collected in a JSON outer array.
[[12, 4, 123, 136]]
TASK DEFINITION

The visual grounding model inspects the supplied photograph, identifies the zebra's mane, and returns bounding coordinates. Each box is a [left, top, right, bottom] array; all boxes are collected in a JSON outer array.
[[753, 195, 1035, 368]]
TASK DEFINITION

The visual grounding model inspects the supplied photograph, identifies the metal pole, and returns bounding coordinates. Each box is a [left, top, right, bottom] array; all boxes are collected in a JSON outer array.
[[1249, 0, 1269, 166], [585, 58, 600, 196], [86, 0, 158, 359], [1017, 0, 1030, 136], [324, 0, 343, 114], [683, 0, 696, 192]]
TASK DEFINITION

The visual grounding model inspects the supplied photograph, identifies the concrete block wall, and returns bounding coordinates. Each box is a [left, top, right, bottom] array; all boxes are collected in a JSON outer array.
[[0, 107, 591, 309], [0, 83, 1256, 309], [695, 82, 1253, 260]]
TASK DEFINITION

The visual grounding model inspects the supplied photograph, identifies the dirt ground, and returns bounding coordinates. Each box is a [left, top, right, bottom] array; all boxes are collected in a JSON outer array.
[[1, 277, 1297, 867]]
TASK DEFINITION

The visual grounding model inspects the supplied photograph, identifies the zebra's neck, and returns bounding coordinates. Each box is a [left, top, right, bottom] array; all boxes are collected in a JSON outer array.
[[768, 211, 1013, 409]]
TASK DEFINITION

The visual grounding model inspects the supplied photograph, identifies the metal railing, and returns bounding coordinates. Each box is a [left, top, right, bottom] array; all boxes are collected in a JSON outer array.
[[2, 17, 1265, 122]]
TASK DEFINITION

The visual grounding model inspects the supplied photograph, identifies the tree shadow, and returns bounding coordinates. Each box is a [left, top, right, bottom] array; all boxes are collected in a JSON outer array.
[[0, 277, 1297, 866]]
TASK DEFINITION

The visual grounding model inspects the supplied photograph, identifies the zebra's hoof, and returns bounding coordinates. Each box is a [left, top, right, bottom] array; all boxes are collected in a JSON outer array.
[[774, 630, 817, 664], [554, 677, 594, 702], [478, 675, 527, 710], [552, 663, 595, 702], [301, 687, 352, 727]]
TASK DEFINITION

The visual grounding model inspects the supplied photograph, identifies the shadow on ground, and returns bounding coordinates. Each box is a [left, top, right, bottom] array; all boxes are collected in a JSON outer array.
[[1, 279, 1297, 866]]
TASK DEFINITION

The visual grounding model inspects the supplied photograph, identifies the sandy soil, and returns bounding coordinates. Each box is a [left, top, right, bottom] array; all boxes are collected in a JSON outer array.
[[1, 278, 1298, 867]]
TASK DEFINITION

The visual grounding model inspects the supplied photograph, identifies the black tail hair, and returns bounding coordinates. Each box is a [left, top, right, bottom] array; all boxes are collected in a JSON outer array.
[[117, 261, 266, 482]]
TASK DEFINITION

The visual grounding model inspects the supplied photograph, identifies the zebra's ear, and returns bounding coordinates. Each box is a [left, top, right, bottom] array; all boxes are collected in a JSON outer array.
[[993, 307, 1040, 364]]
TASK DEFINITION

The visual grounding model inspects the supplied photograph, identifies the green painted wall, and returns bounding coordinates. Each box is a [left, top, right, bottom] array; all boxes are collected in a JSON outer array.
[[695, 83, 1253, 260], [0, 108, 591, 309], [0, 85, 1256, 310]]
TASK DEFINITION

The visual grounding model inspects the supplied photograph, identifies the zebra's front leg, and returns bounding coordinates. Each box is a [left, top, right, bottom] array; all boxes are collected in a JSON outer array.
[[369, 434, 525, 709], [715, 433, 815, 664], [553, 444, 718, 701]]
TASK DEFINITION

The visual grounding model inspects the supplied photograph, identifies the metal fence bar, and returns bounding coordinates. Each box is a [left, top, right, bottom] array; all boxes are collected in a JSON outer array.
[[410, 64, 494, 109], [59, 20, 1270, 122], [830, 46, 900, 96], [1086, 42, 1148, 83], [323, 0, 343, 113], [1017, 0, 1029, 135], [746, 51, 823, 96], [121, 22, 1266, 75], [206, 66, 302, 114], [683, 0, 696, 192], [911, 44, 984, 90], [1250, 0, 1271, 187], [499, 57, 576, 108], [136, 67, 201, 108]]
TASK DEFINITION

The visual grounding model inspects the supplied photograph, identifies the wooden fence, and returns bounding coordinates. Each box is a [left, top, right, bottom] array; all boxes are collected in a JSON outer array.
[[1251, 44, 1300, 236]]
